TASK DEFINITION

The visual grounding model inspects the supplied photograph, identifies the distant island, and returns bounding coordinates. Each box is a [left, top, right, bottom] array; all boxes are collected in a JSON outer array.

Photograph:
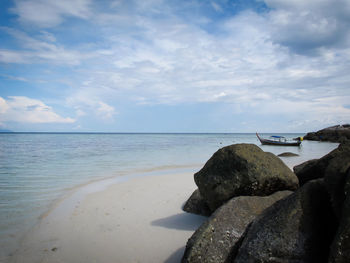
[[0, 129, 13, 133]]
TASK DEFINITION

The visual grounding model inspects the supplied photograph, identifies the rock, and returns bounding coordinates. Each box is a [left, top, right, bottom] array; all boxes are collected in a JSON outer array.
[[293, 159, 318, 176], [291, 142, 350, 262], [323, 147, 350, 218], [329, 170, 350, 262], [304, 124, 350, 143], [194, 144, 298, 212], [232, 179, 337, 263], [183, 189, 211, 216], [182, 191, 292, 263], [278, 152, 299, 157], [294, 142, 350, 186]]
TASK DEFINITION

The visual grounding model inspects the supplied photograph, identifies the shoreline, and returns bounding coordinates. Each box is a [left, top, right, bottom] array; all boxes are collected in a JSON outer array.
[[7, 141, 339, 263], [10, 168, 207, 263], [42, 165, 203, 218]]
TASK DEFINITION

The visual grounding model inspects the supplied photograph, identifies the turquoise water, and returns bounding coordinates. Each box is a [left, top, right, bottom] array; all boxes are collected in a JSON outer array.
[[0, 133, 338, 260]]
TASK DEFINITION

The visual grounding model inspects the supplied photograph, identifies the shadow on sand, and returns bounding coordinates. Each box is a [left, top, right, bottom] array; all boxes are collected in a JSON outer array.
[[164, 246, 186, 263], [151, 212, 207, 231]]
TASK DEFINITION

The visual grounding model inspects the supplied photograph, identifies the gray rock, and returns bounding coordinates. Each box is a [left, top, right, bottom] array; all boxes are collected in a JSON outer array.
[[293, 159, 318, 177], [329, 169, 350, 263], [292, 142, 350, 262], [278, 152, 299, 157], [323, 146, 350, 218], [294, 142, 350, 186], [232, 179, 337, 263], [194, 144, 298, 211], [304, 124, 350, 143], [182, 191, 292, 263], [183, 189, 211, 216]]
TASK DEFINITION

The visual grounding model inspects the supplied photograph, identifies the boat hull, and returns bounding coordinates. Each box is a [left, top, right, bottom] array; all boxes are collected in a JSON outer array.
[[256, 133, 301, 146]]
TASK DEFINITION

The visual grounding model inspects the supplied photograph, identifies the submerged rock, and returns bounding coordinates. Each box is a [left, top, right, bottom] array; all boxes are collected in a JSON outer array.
[[232, 179, 337, 263], [194, 144, 298, 212], [183, 189, 211, 216], [278, 152, 299, 157], [182, 191, 292, 263]]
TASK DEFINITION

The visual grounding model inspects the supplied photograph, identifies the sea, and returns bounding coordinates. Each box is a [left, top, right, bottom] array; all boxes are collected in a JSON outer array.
[[0, 132, 339, 261]]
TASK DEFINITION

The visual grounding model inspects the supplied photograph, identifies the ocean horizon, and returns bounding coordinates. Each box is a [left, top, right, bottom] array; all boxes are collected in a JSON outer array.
[[0, 132, 338, 261]]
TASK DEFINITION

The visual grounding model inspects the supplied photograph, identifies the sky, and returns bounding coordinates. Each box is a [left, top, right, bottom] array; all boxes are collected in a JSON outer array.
[[0, 0, 350, 133]]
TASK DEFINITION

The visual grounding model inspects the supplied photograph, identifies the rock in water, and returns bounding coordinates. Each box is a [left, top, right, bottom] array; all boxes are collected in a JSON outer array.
[[232, 179, 337, 263], [278, 152, 299, 157], [304, 124, 350, 143], [194, 144, 298, 212], [183, 189, 211, 216], [182, 191, 292, 263]]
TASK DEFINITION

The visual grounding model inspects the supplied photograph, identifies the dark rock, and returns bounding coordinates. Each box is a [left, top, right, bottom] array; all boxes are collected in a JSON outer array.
[[323, 150, 350, 218], [304, 124, 350, 143], [291, 142, 350, 261], [293, 159, 318, 176], [232, 179, 337, 263], [329, 170, 350, 262], [183, 189, 211, 216], [294, 143, 350, 186], [182, 191, 292, 263], [278, 152, 299, 157], [194, 144, 298, 212]]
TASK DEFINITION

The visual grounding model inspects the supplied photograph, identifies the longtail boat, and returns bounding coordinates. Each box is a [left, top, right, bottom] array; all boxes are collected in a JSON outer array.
[[256, 133, 302, 146]]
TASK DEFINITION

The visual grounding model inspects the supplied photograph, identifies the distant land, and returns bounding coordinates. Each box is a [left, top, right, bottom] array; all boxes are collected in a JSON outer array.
[[0, 129, 13, 133]]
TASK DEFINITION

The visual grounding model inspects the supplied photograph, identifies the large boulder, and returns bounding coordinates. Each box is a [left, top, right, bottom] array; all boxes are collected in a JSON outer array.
[[232, 179, 337, 263], [304, 124, 350, 142], [293, 159, 318, 178], [323, 149, 350, 218], [291, 142, 350, 262], [182, 191, 292, 263], [183, 189, 211, 216], [329, 170, 350, 262], [294, 142, 350, 186], [194, 144, 298, 211]]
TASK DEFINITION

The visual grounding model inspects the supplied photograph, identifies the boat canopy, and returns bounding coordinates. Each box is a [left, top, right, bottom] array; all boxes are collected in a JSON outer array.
[[270, 135, 285, 139]]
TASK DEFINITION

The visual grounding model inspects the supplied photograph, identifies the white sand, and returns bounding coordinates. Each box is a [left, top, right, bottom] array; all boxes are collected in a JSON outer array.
[[11, 170, 207, 263]]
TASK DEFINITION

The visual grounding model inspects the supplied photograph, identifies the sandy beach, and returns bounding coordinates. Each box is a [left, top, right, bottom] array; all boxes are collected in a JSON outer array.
[[8, 139, 340, 263], [11, 169, 207, 263]]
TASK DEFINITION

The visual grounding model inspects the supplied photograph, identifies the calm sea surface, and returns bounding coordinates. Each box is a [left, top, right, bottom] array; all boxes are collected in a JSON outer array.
[[0, 133, 338, 260]]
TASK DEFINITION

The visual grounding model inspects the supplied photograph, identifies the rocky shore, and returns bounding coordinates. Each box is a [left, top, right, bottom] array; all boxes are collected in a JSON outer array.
[[181, 141, 350, 262], [304, 124, 350, 143]]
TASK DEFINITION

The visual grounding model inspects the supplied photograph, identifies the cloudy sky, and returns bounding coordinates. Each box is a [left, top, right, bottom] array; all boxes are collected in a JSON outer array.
[[0, 0, 349, 132]]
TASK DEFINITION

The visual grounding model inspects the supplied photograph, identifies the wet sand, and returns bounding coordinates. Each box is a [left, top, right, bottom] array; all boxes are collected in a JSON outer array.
[[11, 170, 207, 263]]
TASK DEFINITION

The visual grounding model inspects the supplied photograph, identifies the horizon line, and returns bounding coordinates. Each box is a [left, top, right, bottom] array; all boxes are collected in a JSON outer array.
[[0, 131, 306, 134]]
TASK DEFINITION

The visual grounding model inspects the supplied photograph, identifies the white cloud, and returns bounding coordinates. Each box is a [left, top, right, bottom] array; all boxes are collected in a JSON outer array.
[[265, 0, 350, 54], [0, 28, 87, 65], [55, 5, 349, 129], [0, 96, 75, 124], [66, 95, 116, 121], [0, 49, 30, 63], [0, 97, 9, 114], [2, 0, 350, 131], [11, 0, 92, 27], [211, 2, 223, 12], [96, 101, 116, 120]]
